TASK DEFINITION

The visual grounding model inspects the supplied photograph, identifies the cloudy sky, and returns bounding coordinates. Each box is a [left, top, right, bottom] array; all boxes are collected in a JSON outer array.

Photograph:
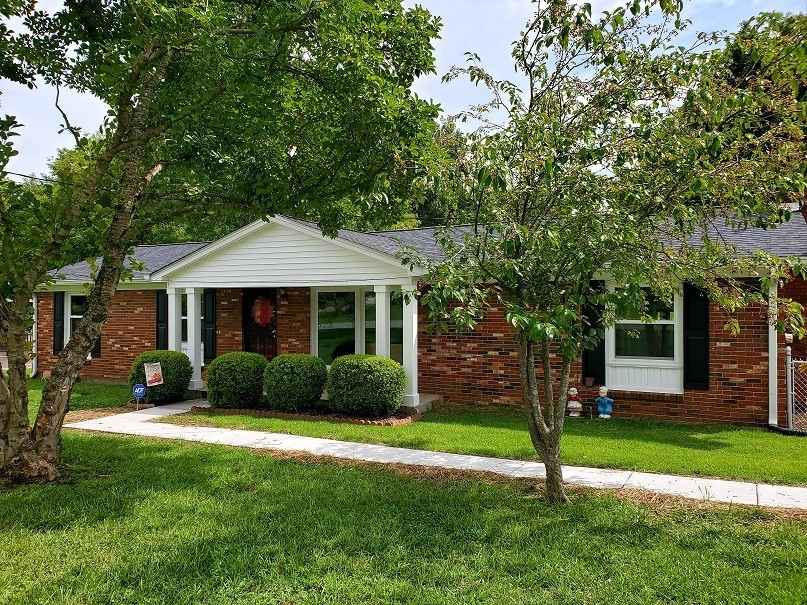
[[1, 0, 804, 178]]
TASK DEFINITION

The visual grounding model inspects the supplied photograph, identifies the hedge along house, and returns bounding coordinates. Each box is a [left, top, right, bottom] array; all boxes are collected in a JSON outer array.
[[34, 214, 807, 425]]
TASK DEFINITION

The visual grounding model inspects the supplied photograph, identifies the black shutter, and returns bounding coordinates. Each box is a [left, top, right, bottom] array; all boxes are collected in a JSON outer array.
[[53, 292, 65, 354], [203, 289, 217, 364], [156, 290, 168, 349], [582, 280, 606, 385], [91, 332, 102, 359], [683, 283, 709, 390]]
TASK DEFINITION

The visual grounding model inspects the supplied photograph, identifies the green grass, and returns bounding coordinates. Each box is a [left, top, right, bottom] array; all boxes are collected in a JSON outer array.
[[26, 379, 132, 422], [1, 433, 805, 604], [163, 405, 807, 486]]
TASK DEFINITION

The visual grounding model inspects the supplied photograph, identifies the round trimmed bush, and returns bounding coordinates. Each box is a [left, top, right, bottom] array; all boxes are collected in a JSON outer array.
[[264, 354, 327, 412], [206, 352, 268, 409], [327, 354, 406, 418], [129, 350, 192, 404]]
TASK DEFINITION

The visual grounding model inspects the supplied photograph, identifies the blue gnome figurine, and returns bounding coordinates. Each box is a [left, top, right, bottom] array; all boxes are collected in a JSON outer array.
[[595, 386, 614, 419]]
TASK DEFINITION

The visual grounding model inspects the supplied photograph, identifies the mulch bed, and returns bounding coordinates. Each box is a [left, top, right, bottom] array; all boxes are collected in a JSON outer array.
[[64, 402, 154, 423], [189, 405, 421, 427]]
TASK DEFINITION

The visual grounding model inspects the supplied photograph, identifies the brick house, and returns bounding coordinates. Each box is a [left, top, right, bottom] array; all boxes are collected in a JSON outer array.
[[34, 215, 807, 426]]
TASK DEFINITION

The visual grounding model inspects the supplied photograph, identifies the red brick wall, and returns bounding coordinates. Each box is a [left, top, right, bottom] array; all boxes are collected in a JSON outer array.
[[277, 287, 310, 355], [418, 296, 777, 426], [37, 290, 157, 381], [216, 288, 243, 355], [37, 278, 801, 426], [418, 301, 523, 405]]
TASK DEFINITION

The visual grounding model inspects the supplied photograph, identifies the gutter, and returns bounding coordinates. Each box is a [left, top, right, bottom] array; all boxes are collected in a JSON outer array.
[[768, 279, 778, 426]]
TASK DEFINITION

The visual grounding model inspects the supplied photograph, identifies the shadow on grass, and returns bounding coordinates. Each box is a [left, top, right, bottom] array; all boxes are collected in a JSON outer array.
[[1, 433, 803, 604], [427, 405, 736, 452]]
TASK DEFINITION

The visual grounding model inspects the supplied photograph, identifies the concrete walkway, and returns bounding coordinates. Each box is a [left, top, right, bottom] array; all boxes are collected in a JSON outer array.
[[65, 400, 807, 510]]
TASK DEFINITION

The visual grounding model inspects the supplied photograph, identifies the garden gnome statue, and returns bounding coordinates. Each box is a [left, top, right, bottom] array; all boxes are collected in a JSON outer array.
[[595, 386, 614, 419], [566, 387, 583, 417]]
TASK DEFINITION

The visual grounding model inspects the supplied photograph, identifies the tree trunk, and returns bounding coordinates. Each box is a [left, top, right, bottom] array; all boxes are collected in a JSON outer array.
[[535, 431, 568, 503], [0, 41, 171, 482], [517, 331, 570, 504], [0, 295, 61, 481]]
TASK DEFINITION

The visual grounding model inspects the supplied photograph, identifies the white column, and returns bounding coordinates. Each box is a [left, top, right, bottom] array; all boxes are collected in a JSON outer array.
[[187, 287, 204, 389], [401, 284, 419, 408], [768, 279, 778, 426], [373, 285, 391, 358], [167, 287, 183, 352]]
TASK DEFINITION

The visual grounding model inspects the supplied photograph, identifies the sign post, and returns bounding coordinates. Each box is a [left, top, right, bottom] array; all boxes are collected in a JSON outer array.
[[132, 383, 146, 411]]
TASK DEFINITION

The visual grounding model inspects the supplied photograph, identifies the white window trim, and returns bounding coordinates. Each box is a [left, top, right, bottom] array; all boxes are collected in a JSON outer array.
[[65, 293, 93, 361], [604, 290, 684, 393]]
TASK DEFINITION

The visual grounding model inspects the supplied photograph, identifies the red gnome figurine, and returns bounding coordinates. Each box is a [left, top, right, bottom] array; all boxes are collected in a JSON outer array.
[[566, 387, 583, 417]]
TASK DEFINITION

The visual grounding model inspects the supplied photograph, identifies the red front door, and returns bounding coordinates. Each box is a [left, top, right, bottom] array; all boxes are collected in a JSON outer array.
[[242, 289, 278, 360]]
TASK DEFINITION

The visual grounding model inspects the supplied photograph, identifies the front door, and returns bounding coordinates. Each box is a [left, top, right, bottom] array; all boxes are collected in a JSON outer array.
[[243, 288, 278, 360]]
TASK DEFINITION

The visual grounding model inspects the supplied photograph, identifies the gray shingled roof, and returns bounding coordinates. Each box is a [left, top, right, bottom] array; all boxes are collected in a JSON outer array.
[[48, 214, 807, 283], [701, 216, 807, 257], [340, 216, 807, 262], [52, 242, 209, 281], [284, 216, 467, 262]]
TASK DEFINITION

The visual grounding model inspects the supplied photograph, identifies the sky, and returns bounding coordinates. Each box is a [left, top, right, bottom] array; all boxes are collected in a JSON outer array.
[[1, 0, 805, 178]]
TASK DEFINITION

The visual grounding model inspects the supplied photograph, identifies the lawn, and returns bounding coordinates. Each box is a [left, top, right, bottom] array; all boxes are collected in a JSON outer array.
[[26, 378, 131, 422], [1, 432, 805, 604], [163, 405, 807, 486]]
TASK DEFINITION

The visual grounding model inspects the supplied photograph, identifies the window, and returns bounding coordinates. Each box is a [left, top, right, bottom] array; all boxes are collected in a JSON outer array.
[[317, 291, 356, 364], [364, 291, 404, 364], [614, 291, 674, 358], [67, 294, 96, 360], [68, 295, 87, 338]]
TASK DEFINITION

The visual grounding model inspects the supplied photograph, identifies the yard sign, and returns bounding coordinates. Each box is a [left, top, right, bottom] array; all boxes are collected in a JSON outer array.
[[144, 362, 164, 387]]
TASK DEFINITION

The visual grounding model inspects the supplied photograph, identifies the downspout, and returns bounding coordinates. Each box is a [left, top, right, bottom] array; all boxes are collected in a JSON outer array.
[[768, 279, 778, 427], [29, 294, 38, 378]]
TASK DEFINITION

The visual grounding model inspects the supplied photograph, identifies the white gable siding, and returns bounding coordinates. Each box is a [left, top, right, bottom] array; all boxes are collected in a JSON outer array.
[[166, 222, 412, 287]]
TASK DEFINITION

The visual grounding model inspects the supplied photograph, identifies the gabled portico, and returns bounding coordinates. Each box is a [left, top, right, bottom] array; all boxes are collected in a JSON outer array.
[[151, 216, 428, 410]]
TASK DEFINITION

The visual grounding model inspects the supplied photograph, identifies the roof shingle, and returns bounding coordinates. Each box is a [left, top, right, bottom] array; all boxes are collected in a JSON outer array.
[[49, 213, 807, 284], [52, 242, 209, 281]]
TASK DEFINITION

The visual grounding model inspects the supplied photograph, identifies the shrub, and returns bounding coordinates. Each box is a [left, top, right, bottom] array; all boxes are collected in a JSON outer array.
[[328, 354, 406, 418], [129, 350, 192, 404], [206, 352, 268, 409], [264, 354, 327, 412]]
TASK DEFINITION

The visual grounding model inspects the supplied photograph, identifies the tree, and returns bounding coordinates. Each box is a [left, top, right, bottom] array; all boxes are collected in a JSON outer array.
[[0, 0, 440, 481], [404, 1, 807, 503], [411, 121, 478, 227]]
